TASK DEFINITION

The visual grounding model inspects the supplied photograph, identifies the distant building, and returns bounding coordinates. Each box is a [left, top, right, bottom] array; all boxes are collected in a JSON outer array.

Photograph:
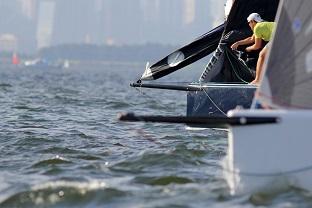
[[210, 0, 226, 26], [37, 1, 55, 49], [183, 0, 196, 25], [18, 0, 37, 20], [51, 0, 99, 45], [0, 0, 226, 53], [140, 0, 160, 23], [99, 0, 142, 45], [0, 0, 37, 53], [0, 34, 18, 52]]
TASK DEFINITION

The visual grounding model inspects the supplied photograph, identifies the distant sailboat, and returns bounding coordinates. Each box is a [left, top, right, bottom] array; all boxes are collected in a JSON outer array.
[[62, 59, 70, 69], [12, 52, 20, 65], [23, 58, 69, 70]]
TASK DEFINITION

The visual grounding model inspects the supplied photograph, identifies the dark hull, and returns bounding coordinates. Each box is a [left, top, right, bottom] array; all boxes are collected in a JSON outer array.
[[187, 84, 256, 117]]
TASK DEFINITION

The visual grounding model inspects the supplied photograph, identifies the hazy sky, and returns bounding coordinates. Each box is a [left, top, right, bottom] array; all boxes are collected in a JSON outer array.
[[0, 0, 226, 53]]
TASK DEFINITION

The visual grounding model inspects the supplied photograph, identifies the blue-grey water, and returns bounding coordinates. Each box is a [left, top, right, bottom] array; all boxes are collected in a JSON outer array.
[[0, 63, 311, 208]]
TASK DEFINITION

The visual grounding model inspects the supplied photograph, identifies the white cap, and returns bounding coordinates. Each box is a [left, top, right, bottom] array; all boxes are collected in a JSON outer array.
[[247, 13, 264, 23]]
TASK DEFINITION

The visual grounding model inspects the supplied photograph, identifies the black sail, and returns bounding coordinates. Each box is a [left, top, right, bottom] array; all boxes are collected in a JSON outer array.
[[139, 0, 280, 82], [140, 23, 224, 81], [258, 0, 312, 109]]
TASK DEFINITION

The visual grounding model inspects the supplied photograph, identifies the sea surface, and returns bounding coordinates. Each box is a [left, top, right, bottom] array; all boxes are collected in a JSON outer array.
[[0, 63, 311, 208]]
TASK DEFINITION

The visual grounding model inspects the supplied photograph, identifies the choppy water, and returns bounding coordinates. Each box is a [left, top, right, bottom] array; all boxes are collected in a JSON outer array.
[[0, 63, 311, 208]]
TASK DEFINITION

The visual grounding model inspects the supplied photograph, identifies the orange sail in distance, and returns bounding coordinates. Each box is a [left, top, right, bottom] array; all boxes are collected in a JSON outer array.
[[12, 52, 20, 65]]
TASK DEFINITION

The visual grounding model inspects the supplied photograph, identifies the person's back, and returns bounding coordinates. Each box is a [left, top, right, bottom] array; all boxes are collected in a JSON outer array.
[[254, 22, 276, 42]]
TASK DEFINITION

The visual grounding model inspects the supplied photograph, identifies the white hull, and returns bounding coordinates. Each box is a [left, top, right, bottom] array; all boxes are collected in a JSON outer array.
[[223, 110, 312, 195]]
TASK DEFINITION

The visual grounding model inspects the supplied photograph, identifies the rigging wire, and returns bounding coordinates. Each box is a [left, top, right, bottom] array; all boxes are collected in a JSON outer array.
[[134, 81, 229, 117], [225, 48, 253, 84], [133, 85, 181, 115], [200, 85, 229, 117], [133, 46, 254, 118]]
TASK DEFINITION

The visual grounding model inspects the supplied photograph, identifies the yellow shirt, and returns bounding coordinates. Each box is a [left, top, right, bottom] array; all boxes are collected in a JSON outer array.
[[254, 22, 276, 42]]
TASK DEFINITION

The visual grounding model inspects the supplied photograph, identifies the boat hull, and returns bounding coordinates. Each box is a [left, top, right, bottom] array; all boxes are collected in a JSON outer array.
[[224, 110, 312, 194], [187, 84, 256, 117]]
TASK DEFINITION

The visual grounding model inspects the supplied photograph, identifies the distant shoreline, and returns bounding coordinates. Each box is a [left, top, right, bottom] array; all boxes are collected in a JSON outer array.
[[0, 43, 182, 64]]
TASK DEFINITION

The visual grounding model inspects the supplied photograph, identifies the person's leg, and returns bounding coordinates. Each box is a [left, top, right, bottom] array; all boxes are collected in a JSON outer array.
[[250, 45, 268, 85]]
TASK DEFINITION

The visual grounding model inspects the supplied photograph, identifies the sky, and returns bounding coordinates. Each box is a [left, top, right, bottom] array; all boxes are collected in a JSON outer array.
[[0, 0, 226, 54]]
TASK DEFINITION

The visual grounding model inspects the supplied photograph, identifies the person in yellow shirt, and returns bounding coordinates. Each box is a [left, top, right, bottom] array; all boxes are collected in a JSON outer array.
[[231, 13, 276, 85]]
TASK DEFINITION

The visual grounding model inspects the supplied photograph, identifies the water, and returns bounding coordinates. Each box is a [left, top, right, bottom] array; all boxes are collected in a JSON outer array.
[[0, 63, 311, 208]]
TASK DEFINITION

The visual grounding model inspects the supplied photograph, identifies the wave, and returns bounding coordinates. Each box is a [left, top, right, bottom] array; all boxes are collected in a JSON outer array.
[[0, 180, 127, 208]]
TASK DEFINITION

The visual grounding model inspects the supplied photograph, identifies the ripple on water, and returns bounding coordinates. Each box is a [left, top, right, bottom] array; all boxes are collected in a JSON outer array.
[[53, 95, 82, 104], [0, 83, 12, 88], [109, 151, 203, 174], [36, 147, 81, 155], [31, 156, 72, 168], [14, 136, 53, 147], [12, 105, 46, 113], [75, 154, 102, 161], [0, 180, 128, 208], [105, 101, 132, 110], [0, 83, 12, 92], [133, 176, 194, 186]]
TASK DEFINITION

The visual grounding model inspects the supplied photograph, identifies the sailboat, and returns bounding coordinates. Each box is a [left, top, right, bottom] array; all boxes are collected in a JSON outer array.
[[12, 52, 20, 65], [222, 0, 312, 194], [120, 0, 312, 194], [132, 0, 280, 119]]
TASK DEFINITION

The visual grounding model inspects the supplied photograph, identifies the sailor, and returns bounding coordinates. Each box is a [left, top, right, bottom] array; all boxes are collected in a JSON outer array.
[[231, 13, 276, 85]]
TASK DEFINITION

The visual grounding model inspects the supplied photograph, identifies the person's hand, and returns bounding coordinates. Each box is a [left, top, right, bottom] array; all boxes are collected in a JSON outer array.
[[231, 42, 240, 50], [245, 47, 252, 52], [249, 79, 260, 85]]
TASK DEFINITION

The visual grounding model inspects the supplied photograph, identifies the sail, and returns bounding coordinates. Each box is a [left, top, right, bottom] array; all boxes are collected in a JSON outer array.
[[12, 53, 20, 65], [140, 0, 279, 82], [257, 0, 312, 109], [140, 23, 224, 81]]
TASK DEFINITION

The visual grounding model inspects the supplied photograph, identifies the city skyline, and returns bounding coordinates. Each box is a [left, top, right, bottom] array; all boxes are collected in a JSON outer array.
[[0, 0, 225, 54]]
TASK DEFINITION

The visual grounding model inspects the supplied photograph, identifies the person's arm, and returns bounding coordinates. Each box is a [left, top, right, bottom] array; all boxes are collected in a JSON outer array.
[[245, 37, 262, 52], [231, 35, 255, 50]]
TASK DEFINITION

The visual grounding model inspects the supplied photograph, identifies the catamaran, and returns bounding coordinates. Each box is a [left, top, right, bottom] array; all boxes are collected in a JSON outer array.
[[123, 0, 312, 194], [132, 0, 279, 118], [222, 0, 312, 194], [120, 0, 312, 194]]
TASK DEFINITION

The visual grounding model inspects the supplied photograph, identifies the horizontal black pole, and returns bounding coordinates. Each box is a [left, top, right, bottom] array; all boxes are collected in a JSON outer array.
[[130, 83, 202, 92], [118, 113, 279, 128]]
